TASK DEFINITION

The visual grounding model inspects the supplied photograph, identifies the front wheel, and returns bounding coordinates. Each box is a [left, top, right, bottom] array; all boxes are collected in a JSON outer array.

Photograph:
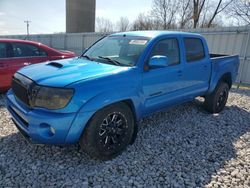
[[204, 82, 229, 113], [79, 103, 135, 160]]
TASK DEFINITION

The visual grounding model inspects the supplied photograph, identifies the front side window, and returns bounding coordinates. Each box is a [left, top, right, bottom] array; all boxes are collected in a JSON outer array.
[[149, 38, 180, 66], [12, 43, 47, 58], [0, 43, 7, 58], [184, 38, 205, 62], [84, 36, 150, 66]]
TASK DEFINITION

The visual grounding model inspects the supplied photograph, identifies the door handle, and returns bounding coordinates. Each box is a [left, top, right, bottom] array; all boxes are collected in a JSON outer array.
[[204, 65, 208, 68], [177, 70, 182, 77], [149, 91, 163, 97], [23, 62, 31, 66]]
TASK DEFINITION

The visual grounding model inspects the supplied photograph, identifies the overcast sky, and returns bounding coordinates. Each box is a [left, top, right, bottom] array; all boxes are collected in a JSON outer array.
[[0, 0, 152, 35]]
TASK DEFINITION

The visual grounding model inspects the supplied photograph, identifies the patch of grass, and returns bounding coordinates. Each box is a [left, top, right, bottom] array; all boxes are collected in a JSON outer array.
[[232, 83, 250, 90]]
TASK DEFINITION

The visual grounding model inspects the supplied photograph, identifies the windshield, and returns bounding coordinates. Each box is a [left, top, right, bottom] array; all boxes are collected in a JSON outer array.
[[83, 36, 150, 66]]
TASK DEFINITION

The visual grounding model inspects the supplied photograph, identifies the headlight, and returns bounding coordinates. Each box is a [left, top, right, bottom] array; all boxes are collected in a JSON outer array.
[[30, 86, 74, 110]]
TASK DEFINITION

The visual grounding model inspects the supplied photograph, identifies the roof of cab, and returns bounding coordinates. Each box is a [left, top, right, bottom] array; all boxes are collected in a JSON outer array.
[[110, 30, 202, 38], [0, 38, 43, 45]]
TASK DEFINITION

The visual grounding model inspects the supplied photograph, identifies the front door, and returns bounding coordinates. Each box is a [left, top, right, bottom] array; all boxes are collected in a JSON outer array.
[[142, 38, 185, 115]]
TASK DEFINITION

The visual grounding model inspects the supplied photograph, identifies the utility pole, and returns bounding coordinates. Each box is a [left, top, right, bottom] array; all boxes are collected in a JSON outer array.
[[24, 20, 31, 36]]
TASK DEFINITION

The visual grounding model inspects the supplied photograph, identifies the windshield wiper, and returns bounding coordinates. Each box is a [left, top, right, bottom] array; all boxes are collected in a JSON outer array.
[[98, 56, 123, 66], [79, 55, 93, 61]]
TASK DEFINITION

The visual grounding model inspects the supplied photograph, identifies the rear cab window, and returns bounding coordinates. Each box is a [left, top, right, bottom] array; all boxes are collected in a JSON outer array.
[[184, 38, 205, 62]]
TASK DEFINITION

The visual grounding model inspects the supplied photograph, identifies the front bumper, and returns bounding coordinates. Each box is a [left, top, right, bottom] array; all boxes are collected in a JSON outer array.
[[6, 90, 94, 145]]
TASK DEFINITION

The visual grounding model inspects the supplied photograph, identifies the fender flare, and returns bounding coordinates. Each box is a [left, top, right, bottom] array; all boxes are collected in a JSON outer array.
[[208, 72, 232, 94]]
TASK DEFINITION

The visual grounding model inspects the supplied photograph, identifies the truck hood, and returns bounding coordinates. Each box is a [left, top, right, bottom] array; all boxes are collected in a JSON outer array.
[[18, 57, 131, 87]]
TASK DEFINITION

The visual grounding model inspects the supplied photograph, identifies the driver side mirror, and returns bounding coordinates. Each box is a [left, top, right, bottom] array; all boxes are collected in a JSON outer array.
[[148, 55, 169, 69]]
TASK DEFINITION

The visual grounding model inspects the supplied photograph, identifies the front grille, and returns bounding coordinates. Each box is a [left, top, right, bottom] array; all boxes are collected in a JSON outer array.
[[12, 79, 29, 105], [12, 73, 33, 106]]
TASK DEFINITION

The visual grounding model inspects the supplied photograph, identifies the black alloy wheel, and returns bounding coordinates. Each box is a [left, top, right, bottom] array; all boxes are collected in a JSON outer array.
[[98, 112, 128, 150], [204, 82, 229, 113], [80, 103, 135, 160], [216, 89, 228, 111]]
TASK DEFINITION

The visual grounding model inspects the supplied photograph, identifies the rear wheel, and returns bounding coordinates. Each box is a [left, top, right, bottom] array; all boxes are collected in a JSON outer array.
[[204, 82, 229, 113], [79, 103, 134, 160]]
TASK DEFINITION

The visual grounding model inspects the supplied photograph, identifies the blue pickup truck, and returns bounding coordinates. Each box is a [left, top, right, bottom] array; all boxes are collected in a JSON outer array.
[[7, 31, 239, 159]]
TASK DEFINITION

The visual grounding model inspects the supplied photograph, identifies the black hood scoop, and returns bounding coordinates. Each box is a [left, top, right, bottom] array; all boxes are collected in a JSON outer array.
[[47, 62, 63, 68]]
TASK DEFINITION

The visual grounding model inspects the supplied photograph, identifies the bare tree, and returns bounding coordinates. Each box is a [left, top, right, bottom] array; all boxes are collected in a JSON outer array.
[[191, 0, 233, 28], [151, 0, 180, 29], [193, 0, 206, 28], [132, 13, 159, 30], [206, 0, 234, 27], [117, 0, 238, 32], [227, 0, 250, 25], [199, 0, 210, 27], [179, 0, 193, 28], [96, 17, 114, 32], [117, 17, 130, 32]]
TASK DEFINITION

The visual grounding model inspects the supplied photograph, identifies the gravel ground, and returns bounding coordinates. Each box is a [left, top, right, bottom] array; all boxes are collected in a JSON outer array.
[[0, 88, 249, 187]]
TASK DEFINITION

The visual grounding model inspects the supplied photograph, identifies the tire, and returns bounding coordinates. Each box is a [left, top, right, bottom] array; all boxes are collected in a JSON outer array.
[[79, 103, 135, 160], [204, 82, 229, 113]]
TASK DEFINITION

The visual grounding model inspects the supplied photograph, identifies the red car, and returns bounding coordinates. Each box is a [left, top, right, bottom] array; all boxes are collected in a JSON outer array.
[[0, 39, 75, 92]]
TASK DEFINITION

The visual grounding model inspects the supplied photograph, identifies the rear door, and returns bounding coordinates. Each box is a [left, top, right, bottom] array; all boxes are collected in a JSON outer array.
[[181, 37, 211, 96]]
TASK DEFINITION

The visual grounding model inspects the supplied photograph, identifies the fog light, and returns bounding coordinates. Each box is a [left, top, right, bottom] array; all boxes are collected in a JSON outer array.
[[50, 127, 56, 135], [39, 123, 55, 137]]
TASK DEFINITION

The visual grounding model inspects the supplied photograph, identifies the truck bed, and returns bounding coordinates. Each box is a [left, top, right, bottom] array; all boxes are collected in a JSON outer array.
[[210, 53, 239, 65], [210, 53, 237, 59], [208, 53, 239, 93]]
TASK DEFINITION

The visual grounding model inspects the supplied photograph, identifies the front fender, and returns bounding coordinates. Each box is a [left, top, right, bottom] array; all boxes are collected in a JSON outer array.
[[65, 87, 142, 144], [78, 87, 142, 119]]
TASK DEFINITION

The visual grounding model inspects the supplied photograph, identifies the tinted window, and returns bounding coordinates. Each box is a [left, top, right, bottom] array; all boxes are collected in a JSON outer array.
[[0, 43, 7, 58], [184, 38, 205, 62], [150, 38, 180, 66], [12, 43, 47, 57], [38, 48, 47, 56]]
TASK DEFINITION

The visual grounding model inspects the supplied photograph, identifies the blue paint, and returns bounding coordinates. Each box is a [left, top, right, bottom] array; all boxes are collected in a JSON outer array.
[[6, 31, 239, 144]]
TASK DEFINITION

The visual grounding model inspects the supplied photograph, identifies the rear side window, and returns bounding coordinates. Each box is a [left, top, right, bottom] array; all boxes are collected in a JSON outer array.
[[0, 43, 7, 58], [184, 38, 205, 62], [11, 43, 47, 57], [150, 38, 180, 66]]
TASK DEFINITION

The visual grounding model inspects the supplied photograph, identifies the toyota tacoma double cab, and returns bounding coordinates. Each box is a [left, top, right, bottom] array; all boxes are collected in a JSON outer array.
[[6, 31, 239, 159]]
